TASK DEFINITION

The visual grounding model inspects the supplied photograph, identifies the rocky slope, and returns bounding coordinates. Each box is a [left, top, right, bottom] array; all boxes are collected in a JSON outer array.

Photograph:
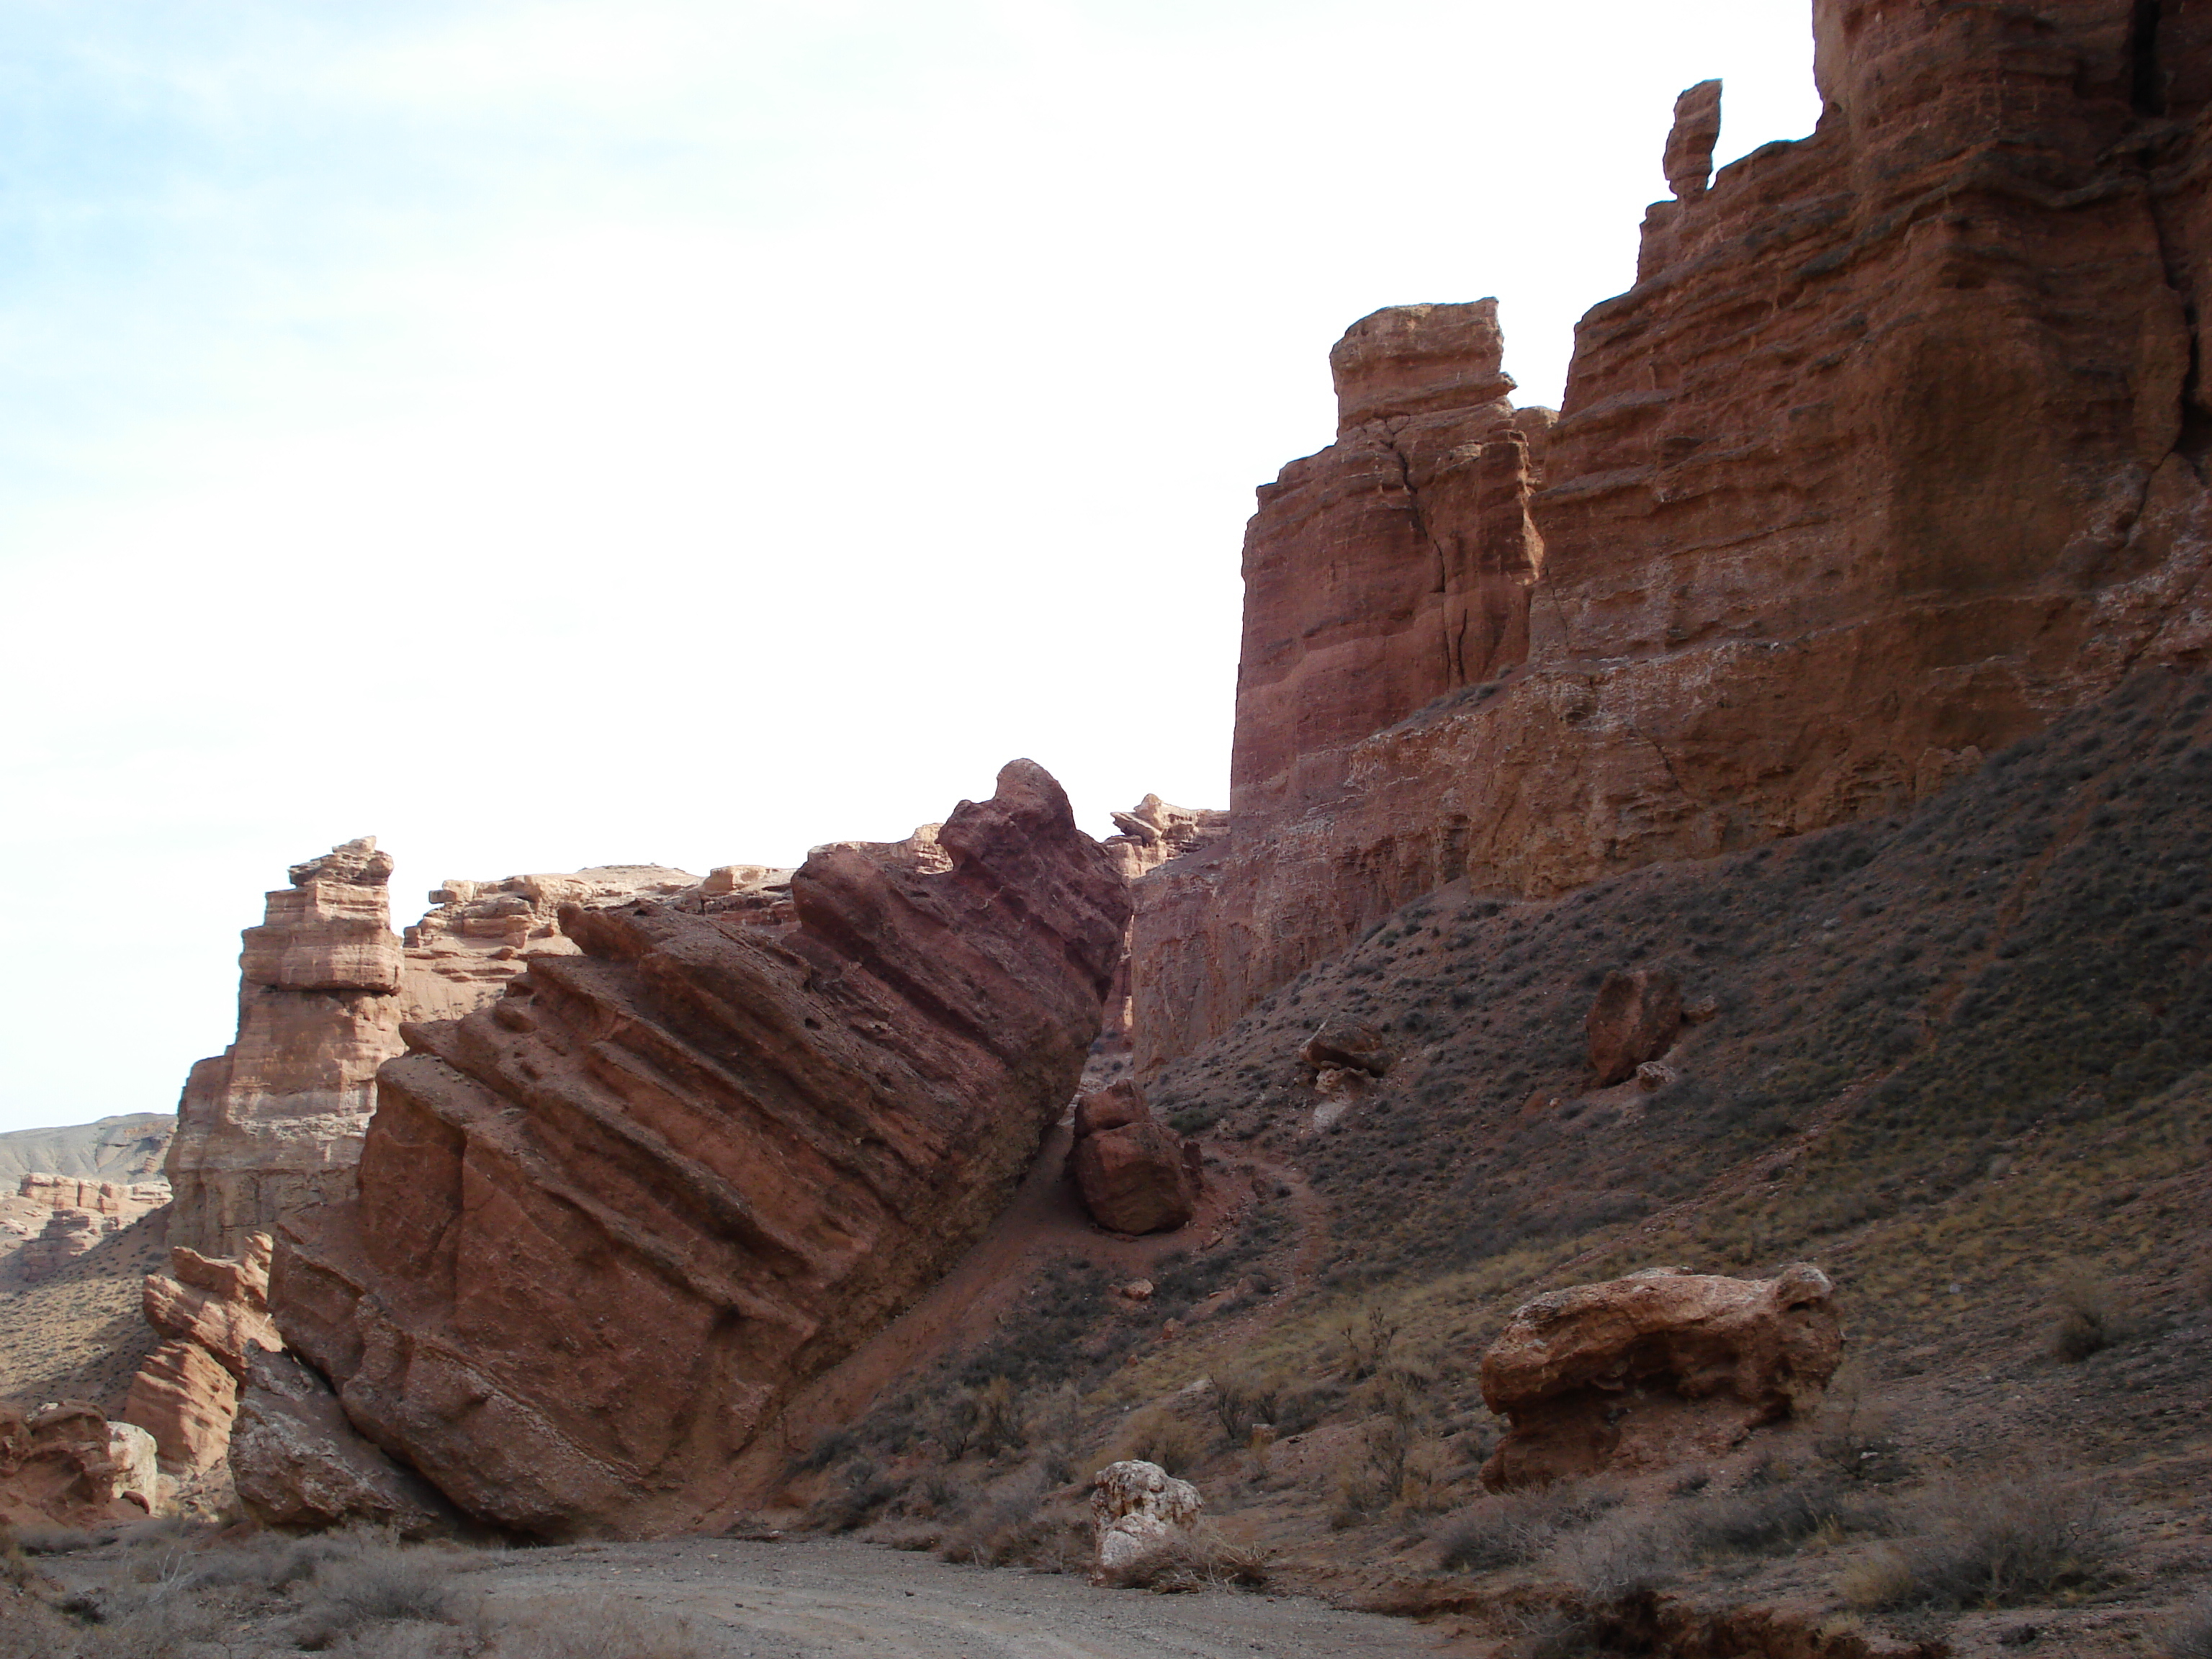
[[266, 761, 1130, 1539], [1132, 0, 2212, 1072], [778, 667, 2212, 1658], [0, 1114, 171, 1188]]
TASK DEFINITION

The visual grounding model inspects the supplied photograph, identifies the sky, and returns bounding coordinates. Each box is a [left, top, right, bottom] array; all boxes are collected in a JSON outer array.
[[0, 1, 1823, 1135]]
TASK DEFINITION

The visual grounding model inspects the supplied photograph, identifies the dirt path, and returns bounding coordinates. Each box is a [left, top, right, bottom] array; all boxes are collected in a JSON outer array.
[[472, 1536, 1454, 1658]]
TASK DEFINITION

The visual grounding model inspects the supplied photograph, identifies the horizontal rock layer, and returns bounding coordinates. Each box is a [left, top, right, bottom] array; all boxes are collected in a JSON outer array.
[[269, 761, 1128, 1538]]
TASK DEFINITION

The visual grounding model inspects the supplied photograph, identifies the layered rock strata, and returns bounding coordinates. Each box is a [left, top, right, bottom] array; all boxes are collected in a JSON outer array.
[[269, 761, 1128, 1538], [1134, 0, 2212, 1069], [122, 1234, 282, 1479], [1480, 1265, 1841, 1488], [168, 840, 707, 1256], [4, 1173, 169, 1282]]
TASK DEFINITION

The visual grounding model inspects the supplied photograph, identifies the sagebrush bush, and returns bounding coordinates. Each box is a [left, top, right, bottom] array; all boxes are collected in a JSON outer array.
[[305, 1542, 463, 1632], [2051, 1260, 2128, 1361], [1686, 1481, 1853, 1556], [2161, 1595, 2212, 1659], [1843, 1473, 2114, 1609], [1434, 1483, 1624, 1572], [1101, 1535, 1272, 1593]]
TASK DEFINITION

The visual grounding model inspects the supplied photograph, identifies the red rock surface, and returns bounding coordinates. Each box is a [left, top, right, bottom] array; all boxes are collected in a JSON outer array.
[[0, 1402, 160, 1528], [1133, 0, 2212, 1071], [1065, 1084, 1197, 1236], [268, 761, 1128, 1538], [1586, 969, 1683, 1087], [1480, 1265, 1841, 1487], [168, 840, 709, 1257], [122, 1233, 281, 1475]]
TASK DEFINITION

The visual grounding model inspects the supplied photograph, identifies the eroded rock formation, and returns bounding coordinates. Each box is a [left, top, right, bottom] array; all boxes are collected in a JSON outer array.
[[168, 840, 708, 1257], [1066, 1082, 1197, 1235], [1090, 1459, 1203, 1573], [122, 1234, 282, 1480], [0, 1403, 160, 1528], [1133, 0, 2212, 1070], [1586, 969, 1683, 1087], [267, 761, 1128, 1538], [1480, 1265, 1841, 1487]]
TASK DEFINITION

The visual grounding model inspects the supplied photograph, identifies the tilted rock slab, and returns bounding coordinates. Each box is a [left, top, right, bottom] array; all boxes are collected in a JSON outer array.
[[169, 839, 709, 1258], [1133, 0, 2212, 1071], [269, 761, 1128, 1538], [1480, 1265, 1840, 1487]]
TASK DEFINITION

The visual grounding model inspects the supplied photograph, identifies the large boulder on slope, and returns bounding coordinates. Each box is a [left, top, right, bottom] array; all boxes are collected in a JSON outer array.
[[1480, 1264, 1841, 1488]]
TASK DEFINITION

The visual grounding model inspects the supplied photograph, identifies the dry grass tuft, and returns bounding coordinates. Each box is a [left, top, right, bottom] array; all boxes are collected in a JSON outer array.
[[1100, 1534, 1272, 1593], [487, 1594, 709, 1659], [1840, 1470, 2115, 1610], [2051, 1260, 2131, 1361], [1433, 1482, 1622, 1573]]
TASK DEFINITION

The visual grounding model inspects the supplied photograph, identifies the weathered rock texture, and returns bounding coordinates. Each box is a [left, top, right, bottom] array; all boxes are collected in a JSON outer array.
[[268, 761, 1128, 1538], [166, 840, 409, 1257], [122, 1234, 282, 1474], [0, 1402, 160, 1527], [168, 840, 706, 1257], [1065, 1083, 1197, 1235], [1586, 969, 1683, 1087], [1134, 0, 2212, 1069], [1090, 1458, 1203, 1573], [1480, 1265, 1841, 1487], [230, 1349, 454, 1537]]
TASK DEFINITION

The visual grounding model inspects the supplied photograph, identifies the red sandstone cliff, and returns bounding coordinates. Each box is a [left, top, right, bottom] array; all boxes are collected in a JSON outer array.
[[266, 761, 1128, 1539], [1133, 0, 2212, 1071]]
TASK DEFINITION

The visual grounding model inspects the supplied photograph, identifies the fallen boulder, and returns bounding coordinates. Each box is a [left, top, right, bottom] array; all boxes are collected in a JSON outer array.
[[229, 1350, 456, 1537], [1090, 1458, 1202, 1573], [1480, 1264, 1840, 1487], [1586, 970, 1683, 1086], [1300, 1019, 1391, 1076], [1066, 1083, 1196, 1235]]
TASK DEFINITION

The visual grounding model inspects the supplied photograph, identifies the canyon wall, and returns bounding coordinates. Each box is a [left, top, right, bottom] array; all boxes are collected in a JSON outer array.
[[266, 762, 1128, 1539], [1133, 0, 2212, 1070]]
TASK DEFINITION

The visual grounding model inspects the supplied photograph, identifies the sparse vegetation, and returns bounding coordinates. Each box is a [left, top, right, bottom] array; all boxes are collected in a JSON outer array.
[[2161, 1595, 2212, 1659], [1841, 1471, 2116, 1611]]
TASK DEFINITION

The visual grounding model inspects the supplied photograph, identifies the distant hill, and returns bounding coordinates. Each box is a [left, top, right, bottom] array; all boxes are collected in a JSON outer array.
[[0, 1113, 173, 1188]]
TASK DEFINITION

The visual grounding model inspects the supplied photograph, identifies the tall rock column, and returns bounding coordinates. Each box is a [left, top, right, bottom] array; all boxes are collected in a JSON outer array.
[[166, 840, 406, 1258]]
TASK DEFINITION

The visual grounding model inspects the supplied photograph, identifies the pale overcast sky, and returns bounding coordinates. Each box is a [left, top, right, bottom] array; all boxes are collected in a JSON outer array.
[[0, 1, 1821, 1134]]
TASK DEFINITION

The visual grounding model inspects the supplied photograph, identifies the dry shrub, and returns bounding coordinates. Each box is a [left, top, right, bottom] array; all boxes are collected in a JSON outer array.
[[1211, 1367, 1283, 1444], [1841, 1470, 2115, 1610], [300, 1540, 464, 1638], [333, 1619, 472, 1659], [489, 1594, 708, 1659], [1549, 1512, 1683, 1601], [2051, 1259, 2130, 1361], [804, 1460, 902, 1532], [1503, 1609, 1603, 1659], [1115, 1406, 1202, 1475], [936, 1483, 1091, 1573], [1434, 1483, 1623, 1573], [2160, 1595, 2212, 1659], [13, 1524, 94, 1556], [1, 1520, 30, 1591], [1101, 1534, 1272, 1593], [1686, 1480, 1854, 1556]]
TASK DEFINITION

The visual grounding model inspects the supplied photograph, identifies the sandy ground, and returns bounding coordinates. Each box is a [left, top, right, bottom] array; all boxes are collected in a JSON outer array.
[[470, 1535, 1457, 1658]]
